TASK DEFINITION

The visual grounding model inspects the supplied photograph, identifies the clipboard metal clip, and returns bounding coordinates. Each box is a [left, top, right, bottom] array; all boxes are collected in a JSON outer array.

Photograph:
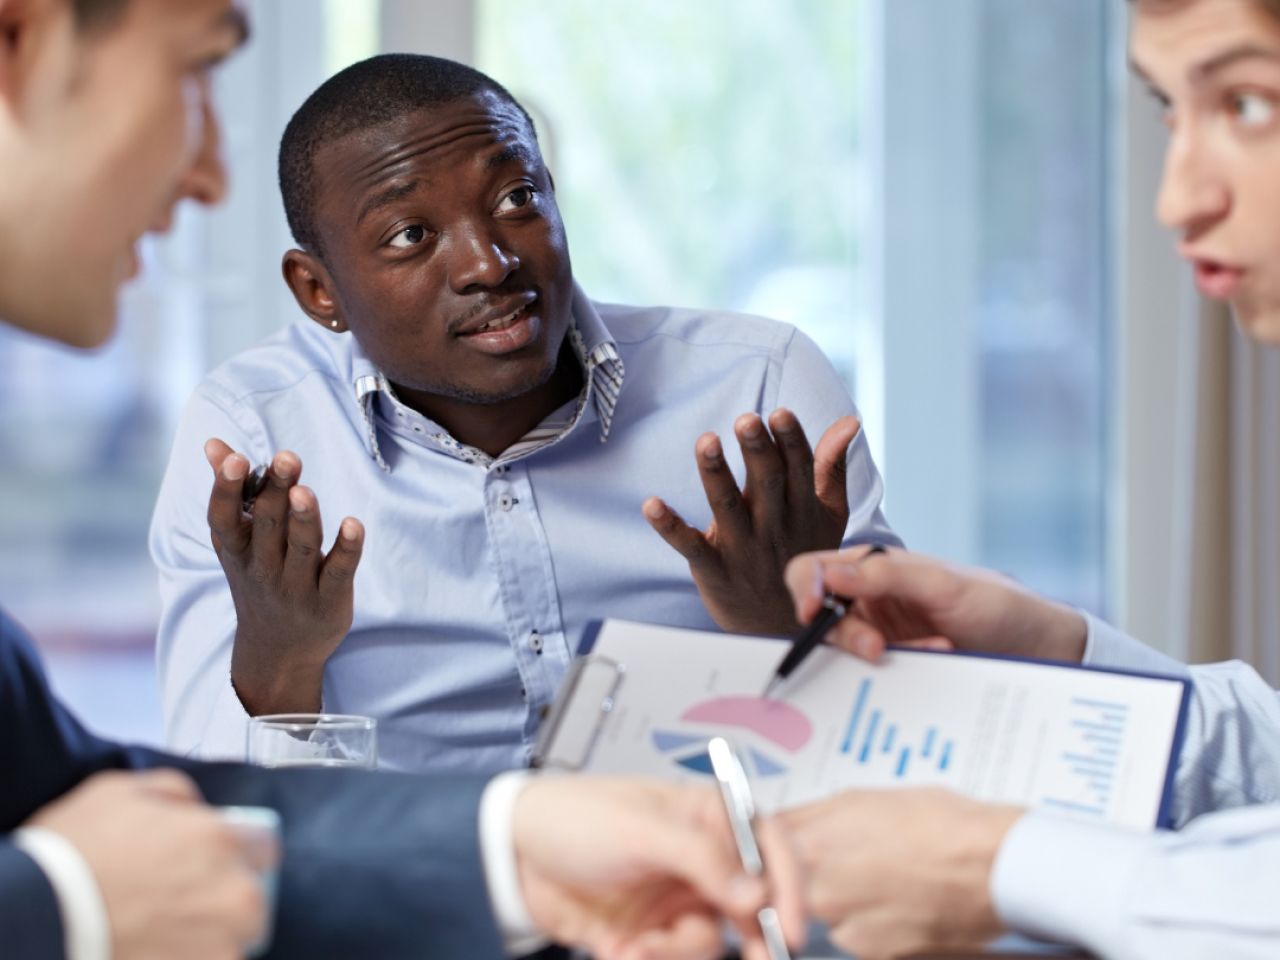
[[531, 654, 627, 771]]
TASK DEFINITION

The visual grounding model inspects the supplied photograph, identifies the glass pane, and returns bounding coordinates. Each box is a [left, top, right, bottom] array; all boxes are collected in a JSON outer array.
[[976, 0, 1113, 613], [477, 0, 862, 392]]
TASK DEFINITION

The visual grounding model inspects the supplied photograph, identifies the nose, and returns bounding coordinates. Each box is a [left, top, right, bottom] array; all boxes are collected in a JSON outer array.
[[1156, 119, 1230, 238], [176, 93, 228, 207], [447, 224, 520, 292]]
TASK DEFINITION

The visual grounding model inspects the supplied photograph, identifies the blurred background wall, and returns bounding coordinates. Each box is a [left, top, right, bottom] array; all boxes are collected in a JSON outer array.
[[0, 0, 1242, 747]]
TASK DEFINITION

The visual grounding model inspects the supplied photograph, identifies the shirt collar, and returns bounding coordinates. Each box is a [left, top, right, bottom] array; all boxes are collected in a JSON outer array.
[[350, 282, 624, 470]]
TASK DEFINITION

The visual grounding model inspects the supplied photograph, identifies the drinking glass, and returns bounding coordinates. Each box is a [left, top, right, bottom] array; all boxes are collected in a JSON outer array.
[[247, 714, 377, 769]]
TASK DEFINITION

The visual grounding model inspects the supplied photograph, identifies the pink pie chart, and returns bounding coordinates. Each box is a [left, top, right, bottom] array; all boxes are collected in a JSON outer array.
[[679, 696, 813, 753]]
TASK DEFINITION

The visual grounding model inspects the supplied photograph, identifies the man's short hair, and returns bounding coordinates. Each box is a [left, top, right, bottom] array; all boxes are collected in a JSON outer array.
[[72, 0, 128, 33], [278, 53, 534, 258]]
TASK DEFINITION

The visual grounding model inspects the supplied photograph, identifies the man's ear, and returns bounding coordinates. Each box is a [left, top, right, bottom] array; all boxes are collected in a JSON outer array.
[[0, 0, 56, 109], [282, 249, 350, 333]]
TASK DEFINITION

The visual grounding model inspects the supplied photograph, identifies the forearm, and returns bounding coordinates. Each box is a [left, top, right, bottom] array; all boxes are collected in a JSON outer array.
[[1084, 614, 1280, 825], [993, 804, 1280, 960]]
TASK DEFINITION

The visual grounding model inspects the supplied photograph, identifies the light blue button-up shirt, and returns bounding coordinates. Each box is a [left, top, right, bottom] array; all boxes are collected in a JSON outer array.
[[150, 285, 899, 772], [992, 616, 1280, 958]]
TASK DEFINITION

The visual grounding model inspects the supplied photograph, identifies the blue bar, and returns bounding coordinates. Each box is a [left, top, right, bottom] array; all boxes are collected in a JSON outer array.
[[882, 724, 897, 753], [939, 740, 953, 771], [1071, 720, 1125, 733], [1101, 713, 1127, 724], [922, 727, 936, 758], [859, 711, 882, 763], [1062, 752, 1117, 767], [896, 747, 910, 777], [1083, 733, 1121, 745], [840, 679, 872, 754], [1042, 798, 1106, 816], [1072, 698, 1129, 712]]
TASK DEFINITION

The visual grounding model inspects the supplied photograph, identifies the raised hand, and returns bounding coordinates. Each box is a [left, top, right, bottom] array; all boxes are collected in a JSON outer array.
[[204, 438, 364, 716], [779, 788, 1021, 960], [644, 410, 860, 636], [783, 546, 1088, 664], [25, 769, 275, 960], [514, 777, 806, 960]]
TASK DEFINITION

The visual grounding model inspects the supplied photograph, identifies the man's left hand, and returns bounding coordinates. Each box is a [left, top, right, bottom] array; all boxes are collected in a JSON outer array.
[[779, 788, 1021, 960], [644, 410, 859, 635]]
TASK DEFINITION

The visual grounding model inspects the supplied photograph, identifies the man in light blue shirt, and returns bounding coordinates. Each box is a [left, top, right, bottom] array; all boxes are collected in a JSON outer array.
[[777, 0, 1280, 956], [150, 54, 897, 771]]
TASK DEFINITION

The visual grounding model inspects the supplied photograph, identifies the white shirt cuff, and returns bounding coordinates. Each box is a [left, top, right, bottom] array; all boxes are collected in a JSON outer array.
[[479, 771, 549, 956], [13, 826, 112, 960], [991, 810, 1150, 959], [1080, 611, 1189, 677]]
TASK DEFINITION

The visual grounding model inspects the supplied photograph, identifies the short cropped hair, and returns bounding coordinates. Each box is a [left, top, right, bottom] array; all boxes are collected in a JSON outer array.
[[72, 0, 128, 33], [278, 54, 533, 258]]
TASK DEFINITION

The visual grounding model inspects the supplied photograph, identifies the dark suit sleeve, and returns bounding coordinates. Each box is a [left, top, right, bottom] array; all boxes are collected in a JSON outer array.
[[1, 611, 508, 959], [0, 841, 64, 960]]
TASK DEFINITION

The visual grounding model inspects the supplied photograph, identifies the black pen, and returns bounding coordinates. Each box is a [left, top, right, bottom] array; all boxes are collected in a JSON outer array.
[[241, 462, 269, 514], [762, 543, 886, 697]]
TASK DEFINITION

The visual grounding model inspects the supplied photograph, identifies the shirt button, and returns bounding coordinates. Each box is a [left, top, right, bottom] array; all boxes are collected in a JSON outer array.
[[395, 409, 406, 418], [498, 494, 515, 511], [412, 423, 424, 433], [494, 465, 506, 475], [528, 632, 544, 654]]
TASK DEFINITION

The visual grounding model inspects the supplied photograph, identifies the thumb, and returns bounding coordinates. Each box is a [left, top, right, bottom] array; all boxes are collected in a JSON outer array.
[[813, 415, 858, 520]]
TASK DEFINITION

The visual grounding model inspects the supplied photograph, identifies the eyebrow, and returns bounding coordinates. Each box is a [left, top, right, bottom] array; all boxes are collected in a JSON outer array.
[[484, 142, 536, 172], [1194, 44, 1280, 78], [356, 182, 422, 227]]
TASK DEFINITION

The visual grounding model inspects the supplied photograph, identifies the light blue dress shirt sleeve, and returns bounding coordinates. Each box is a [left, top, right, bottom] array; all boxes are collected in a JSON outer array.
[[990, 614, 1280, 958]]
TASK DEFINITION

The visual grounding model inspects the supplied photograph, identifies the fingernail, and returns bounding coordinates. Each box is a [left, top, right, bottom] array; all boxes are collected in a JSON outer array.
[[642, 499, 665, 520], [275, 461, 294, 481], [704, 438, 723, 461], [222, 457, 246, 481], [830, 563, 861, 581], [340, 519, 358, 541], [291, 497, 308, 514], [856, 633, 879, 662], [813, 560, 828, 599], [739, 418, 762, 440]]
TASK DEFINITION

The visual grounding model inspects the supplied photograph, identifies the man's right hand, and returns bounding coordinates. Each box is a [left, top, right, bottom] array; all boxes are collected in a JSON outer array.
[[513, 777, 806, 960], [783, 546, 1088, 664], [205, 439, 364, 715], [24, 770, 271, 960]]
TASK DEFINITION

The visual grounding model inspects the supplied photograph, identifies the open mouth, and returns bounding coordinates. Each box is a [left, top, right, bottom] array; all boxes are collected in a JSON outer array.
[[1193, 260, 1245, 300], [457, 299, 541, 355]]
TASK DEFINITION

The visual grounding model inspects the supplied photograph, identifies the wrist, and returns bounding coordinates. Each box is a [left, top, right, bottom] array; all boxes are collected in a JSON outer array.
[[230, 641, 325, 716]]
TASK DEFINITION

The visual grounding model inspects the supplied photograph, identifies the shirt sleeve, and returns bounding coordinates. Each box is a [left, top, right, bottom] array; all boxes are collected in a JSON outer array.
[[149, 382, 274, 760], [992, 804, 1280, 960], [771, 326, 902, 550], [478, 771, 550, 956], [1083, 613, 1280, 826], [13, 827, 111, 960]]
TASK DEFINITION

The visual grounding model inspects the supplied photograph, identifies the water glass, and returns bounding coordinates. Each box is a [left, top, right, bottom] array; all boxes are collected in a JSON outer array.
[[247, 713, 377, 769]]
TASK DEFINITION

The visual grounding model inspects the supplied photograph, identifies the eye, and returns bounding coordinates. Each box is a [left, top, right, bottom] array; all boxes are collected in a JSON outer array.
[[495, 186, 536, 214], [1146, 85, 1174, 127], [388, 223, 430, 249], [1230, 91, 1277, 128]]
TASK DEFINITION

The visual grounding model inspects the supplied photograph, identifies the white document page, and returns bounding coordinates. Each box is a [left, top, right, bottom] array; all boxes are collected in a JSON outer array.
[[563, 620, 1189, 830]]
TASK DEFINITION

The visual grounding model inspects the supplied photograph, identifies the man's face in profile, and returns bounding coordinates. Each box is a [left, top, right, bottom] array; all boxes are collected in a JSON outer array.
[[305, 91, 576, 407], [0, 0, 245, 348]]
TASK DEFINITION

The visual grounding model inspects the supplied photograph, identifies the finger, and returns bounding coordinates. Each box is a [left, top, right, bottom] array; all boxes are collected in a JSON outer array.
[[812, 415, 859, 523], [765, 408, 815, 518], [735, 413, 787, 528], [132, 768, 203, 804], [829, 616, 888, 662], [642, 497, 719, 576], [205, 442, 253, 557], [249, 450, 302, 571], [783, 552, 833, 624], [694, 433, 752, 541], [754, 816, 807, 951], [612, 912, 723, 960], [281, 485, 325, 589], [317, 517, 364, 606]]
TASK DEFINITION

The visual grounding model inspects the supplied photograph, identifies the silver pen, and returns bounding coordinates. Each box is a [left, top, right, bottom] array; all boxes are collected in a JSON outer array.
[[707, 736, 792, 960]]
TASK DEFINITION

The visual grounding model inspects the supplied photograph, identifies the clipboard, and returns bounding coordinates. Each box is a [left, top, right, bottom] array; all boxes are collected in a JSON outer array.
[[533, 618, 1191, 830]]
